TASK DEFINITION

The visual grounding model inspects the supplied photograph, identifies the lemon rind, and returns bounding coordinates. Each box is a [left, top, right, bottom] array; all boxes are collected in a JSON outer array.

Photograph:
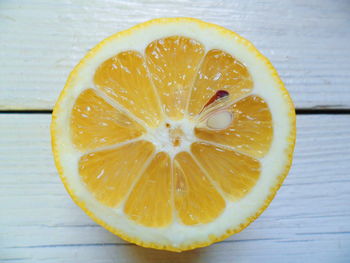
[[51, 17, 296, 252]]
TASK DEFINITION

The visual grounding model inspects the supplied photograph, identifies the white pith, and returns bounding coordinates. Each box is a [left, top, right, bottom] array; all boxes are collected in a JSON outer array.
[[145, 118, 196, 158], [52, 18, 294, 249]]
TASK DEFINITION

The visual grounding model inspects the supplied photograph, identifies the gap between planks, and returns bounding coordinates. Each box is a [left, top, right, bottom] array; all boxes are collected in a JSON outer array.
[[1, 109, 350, 115]]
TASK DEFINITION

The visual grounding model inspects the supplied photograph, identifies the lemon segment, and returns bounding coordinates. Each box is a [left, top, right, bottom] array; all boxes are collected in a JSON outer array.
[[192, 142, 260, 201], [195, 95, 273, 158], [71, 89, 145, 151], [174, 152, 226, 225], [94, 51, 162, 127], [79, 140, 155, 207], [146, 36, 205, 120], [124, 152, 173, 227], [188, 49, 253, 117]]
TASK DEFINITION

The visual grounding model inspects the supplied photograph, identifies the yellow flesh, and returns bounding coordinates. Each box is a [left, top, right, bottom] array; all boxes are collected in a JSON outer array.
[[174, 152, 225, 225], [70, 36, 273, 227], [188, 49, 253, 117], [79, 141, 155, 207], [94, 51, 162, 127], [195, 95, 273, 158], [71, 89, 145, 151], [191, 142, 260, 201], [124, 152, 173, 227], [146, 36, 205, 120]]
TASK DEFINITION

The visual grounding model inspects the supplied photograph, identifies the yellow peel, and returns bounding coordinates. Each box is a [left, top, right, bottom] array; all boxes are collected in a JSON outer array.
[[51, 17, 296, 252]]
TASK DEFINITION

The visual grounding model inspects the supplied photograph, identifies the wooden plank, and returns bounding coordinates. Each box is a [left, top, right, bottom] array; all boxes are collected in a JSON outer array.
[[0, 114, 350, 262], [0, 0, 349, 110]]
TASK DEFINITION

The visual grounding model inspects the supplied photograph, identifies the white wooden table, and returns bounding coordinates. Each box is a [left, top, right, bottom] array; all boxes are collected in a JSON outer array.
[[1, 1, 350, 262]]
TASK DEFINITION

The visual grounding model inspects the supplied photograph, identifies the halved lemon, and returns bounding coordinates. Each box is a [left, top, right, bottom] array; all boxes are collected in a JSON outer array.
[[51, 17, 296, 252]]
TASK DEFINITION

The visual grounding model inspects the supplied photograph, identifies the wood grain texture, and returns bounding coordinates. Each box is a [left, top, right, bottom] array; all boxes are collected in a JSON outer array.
[[0, 114, 349, 262], [0, 0, 350, 110]]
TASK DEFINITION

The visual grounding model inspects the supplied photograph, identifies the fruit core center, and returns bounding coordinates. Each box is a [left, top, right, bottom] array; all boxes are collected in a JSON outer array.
[[146, 119, 196, 157], [167, 124, 184, 147], [145, 91, 233, 157]]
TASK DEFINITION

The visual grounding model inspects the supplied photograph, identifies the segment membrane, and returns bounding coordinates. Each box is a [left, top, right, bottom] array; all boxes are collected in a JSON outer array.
[[78, 36, 275, 230]]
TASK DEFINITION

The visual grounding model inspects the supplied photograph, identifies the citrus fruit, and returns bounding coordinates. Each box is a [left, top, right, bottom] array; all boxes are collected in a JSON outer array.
[[51, 17, 296, 252]]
